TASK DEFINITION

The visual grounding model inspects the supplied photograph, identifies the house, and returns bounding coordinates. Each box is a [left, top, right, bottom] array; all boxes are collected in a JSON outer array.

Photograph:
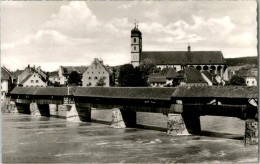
[[236, 71, 257, 86], [223, 65, 248, 81], [130, 24, 227, 77], [48, 71, 59, 84], [148, 73, 166, 87], [1, 67, 15, 99], [58, 66, 88, 85], [19, 72, 47, 87], [82, 58, 112, 87]]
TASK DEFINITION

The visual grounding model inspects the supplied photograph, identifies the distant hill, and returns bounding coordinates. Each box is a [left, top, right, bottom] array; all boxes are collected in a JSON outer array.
[[225, 56, 258, 66]]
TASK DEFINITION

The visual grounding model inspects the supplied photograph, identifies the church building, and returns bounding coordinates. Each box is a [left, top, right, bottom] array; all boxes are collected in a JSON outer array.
[[131, 24, 227, 77]]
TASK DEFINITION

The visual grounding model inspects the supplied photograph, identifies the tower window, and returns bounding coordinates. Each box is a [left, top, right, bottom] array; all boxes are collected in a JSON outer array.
[[134, 46, 136, 50], [134, 38, 136, 43]]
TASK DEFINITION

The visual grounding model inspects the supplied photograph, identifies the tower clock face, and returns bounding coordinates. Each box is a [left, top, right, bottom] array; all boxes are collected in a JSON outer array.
[[133, 55, 137, 60]]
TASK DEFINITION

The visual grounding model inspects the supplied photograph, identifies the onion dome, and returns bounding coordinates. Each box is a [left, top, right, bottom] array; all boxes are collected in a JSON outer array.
[[131, 27, 142, 38]]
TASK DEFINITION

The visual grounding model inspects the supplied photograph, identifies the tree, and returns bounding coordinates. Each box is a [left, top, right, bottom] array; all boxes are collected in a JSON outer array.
[[96, 76, 106, 86], [139, 59, 160, 77], [229, 75, 246, 86], [68, 71, 81, 86], [161, 67, 170, 75], [118, 64, 147, 87]]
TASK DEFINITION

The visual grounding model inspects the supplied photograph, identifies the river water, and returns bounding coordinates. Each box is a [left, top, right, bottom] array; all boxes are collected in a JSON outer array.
[[2, 113, 258, 163]]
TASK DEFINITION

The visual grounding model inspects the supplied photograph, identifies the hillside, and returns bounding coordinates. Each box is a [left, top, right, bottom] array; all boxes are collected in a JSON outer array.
[[225, 56, 258, 66]]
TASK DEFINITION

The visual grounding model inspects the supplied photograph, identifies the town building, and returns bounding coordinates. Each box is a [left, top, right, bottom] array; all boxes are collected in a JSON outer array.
[[148, 73, 166, 87], [58, 66, 88, 85], [19, 72, 47, 87], [148, 67, 209, 87], [82, 58, 112, 87], [48, 71, 59, 84], [1, 67, 15, 99], [130, 25, 227, 77], [236, 71, 257, 86]]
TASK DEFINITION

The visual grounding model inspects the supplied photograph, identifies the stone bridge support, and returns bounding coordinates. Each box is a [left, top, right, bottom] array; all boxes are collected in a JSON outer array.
[[167, 103, 201, 135], [49, 104, 58, 116], [66, 104, 81, 122], [30, 103, 41, 117], [110, 108, 126, 128]]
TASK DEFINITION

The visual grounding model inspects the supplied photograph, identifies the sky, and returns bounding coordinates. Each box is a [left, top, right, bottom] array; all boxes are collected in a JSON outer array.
[[1, 1, 258, 72]]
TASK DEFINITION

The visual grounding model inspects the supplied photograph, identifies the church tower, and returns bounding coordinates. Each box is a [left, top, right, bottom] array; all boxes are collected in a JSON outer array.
[[131, 22, 142, 67]]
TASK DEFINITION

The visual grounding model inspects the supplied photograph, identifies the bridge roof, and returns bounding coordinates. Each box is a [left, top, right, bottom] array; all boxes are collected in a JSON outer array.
[[74, 87, 176, 100], [11, 87, 39, 95], [10, 87, 77, 96], [172, 86, 258, 99]]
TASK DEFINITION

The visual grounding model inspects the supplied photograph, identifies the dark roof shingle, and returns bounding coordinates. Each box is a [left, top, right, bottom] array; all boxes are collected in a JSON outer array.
[[141, 51, 225, 65], [172, 86, 258, 98], [74, 87, 176, 100]]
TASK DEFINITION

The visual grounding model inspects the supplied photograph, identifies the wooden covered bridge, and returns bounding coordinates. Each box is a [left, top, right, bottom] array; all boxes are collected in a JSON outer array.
[[9, 86, 258, 140]]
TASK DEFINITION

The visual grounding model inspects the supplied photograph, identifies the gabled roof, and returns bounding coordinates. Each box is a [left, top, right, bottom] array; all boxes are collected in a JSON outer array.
[[60, 66, 88, 75], [11, 70, 23, 78], [237, 71, 256, 77], [165, 68, 178, 78], [19, 74, 33, 84], [148, 73, 166, 83], [185, 67, 207, 84], [49, 71, 59, 77], [1, 67, 13, 80], [172, 86, 258, 99], [141, 51, 225, 65]]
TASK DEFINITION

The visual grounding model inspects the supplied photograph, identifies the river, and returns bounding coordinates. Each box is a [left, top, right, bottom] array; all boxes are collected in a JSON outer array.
[[2, 113, 258, 163]]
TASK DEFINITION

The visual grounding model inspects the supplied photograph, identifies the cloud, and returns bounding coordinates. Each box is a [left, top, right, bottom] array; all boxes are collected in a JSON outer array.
[[118, 4, 133, 9], [1, 1, 24, 9]]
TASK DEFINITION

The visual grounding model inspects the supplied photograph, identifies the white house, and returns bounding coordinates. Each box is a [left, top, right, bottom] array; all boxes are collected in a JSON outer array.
[[82, 58, 111, 87], [19, 72, 47, 87]]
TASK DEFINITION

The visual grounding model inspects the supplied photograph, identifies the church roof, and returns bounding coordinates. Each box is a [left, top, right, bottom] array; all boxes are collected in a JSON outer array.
[[141, 51, 225, 65]]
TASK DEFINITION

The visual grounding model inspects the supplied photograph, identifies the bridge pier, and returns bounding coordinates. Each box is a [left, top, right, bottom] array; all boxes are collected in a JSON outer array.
[[30, 103, 41, 117], [49, 104, 58, 116], [66, 104, 81, 122], [167, 114, 189, 135], [8, 101, 18, 113], [110, 108, 126, 128], [245, 119, 258, 145]]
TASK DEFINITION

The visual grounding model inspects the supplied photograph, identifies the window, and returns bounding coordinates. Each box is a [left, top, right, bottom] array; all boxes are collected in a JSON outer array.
[[89, 77, 91, 79], [99, 72, 100, 74], [92, 72, 93, 74], [252, 81, 254, 84], [103, 72, 104, 74], [247, 81, 249, 84], [95, 77, 98, 80], [36, 80, 39, 83], [134, 46, 136, 50], [134, 38, 136, 42], [34, 75, 36, 77], [31, 80, 34, 83]]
